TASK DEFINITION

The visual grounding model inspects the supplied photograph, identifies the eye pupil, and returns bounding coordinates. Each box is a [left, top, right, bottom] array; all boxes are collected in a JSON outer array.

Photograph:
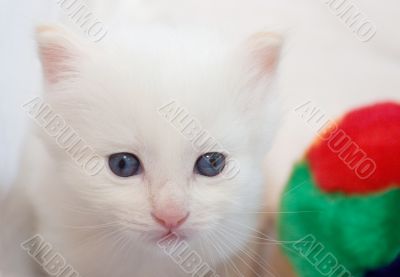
[[118, 159, 126, 169], [195, 152, 226, 177], [109, 153, 141, 177]]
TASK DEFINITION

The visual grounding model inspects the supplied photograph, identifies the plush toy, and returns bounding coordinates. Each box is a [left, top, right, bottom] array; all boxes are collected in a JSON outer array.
[[278, 102, 400, 277]]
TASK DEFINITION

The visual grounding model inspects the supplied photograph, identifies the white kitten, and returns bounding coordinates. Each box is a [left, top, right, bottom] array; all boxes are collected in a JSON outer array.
[[1, 20, 282, 277]]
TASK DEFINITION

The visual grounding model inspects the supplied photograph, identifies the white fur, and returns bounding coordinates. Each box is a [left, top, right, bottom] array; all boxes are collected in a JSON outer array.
[[1, 12, 281, 277]]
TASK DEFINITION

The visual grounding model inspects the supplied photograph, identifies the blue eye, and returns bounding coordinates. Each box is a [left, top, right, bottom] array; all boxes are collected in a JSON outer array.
[[108, 153, 141, 177], [195, 152, 226, 177]]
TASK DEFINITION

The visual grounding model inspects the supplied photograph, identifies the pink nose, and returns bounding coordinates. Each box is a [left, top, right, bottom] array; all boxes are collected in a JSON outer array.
[[152, 210, 190, 229]]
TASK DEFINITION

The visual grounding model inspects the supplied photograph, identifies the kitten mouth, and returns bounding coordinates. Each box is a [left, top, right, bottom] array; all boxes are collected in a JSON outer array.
[[161, 230, 174, 240], [154, 230, 187, 243]]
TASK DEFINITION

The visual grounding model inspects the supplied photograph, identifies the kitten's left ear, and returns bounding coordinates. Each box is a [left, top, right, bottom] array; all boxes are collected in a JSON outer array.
[[36, 25, 84, 84]]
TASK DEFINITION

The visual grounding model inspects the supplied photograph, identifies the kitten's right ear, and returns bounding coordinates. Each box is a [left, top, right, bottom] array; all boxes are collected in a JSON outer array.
[[242, 31, 283, 79], [36, 25, 83, 84]]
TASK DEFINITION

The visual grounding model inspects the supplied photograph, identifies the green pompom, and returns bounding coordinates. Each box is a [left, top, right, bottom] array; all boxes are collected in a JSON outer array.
[[278, 161, 400, 277]]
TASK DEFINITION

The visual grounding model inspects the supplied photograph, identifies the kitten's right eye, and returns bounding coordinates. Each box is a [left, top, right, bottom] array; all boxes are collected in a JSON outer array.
[[108, 153, 141, 177]]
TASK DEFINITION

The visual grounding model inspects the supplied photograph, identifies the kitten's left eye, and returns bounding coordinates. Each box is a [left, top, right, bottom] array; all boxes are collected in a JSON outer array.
[[195, 152, 226, 177], [108, 153, 141, 177]]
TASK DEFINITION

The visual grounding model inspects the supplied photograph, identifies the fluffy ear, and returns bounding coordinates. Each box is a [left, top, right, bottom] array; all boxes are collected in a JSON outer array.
[[232, 32, 283, 114], [242, 31, 283, 79], [36, 25, 83, 84]]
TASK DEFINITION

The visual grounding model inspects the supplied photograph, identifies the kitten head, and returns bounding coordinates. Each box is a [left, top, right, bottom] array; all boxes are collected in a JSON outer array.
[[34, 24, 282, 262]]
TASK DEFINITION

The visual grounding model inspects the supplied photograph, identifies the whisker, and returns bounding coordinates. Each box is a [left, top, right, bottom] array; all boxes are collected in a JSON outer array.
[[217, 227, 279, 277], [207, 232, 244, 277], [216, 222, 287, 245], [57, 221, 121, 230], [222, 219, 297, 244], [225, 210, 322, 215], [73, 226, 126, 254]]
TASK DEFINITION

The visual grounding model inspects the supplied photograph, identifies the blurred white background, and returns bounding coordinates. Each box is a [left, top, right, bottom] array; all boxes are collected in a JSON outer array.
[[0, 0, 399, 204]]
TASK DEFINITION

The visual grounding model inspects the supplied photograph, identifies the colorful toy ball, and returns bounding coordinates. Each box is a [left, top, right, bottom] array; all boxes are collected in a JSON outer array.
[[278, 102, 400, 277]]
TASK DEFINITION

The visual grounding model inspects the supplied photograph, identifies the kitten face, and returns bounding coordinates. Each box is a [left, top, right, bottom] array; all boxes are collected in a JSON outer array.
[[35, 25, 281, 260]]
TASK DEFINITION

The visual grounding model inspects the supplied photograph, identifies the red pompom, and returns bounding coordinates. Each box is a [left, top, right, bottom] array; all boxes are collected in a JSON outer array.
[[307, 102, 400, 194]]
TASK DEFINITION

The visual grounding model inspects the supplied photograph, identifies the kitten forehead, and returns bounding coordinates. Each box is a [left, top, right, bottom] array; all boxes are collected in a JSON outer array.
[[41, 25, 280, 167], [66, 28, 240, 139], [94, 27, 235, 98]]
